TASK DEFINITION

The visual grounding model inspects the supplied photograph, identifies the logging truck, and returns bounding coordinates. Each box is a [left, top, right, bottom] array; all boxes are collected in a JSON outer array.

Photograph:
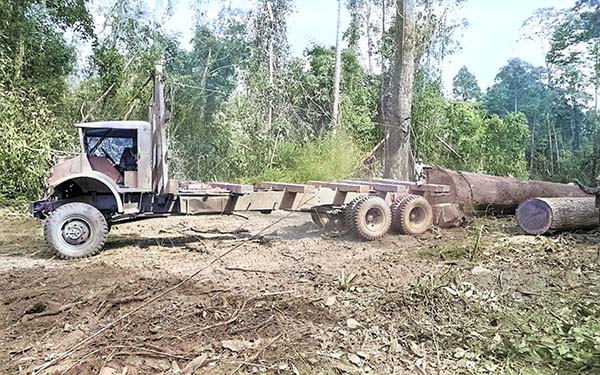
[[31, 65, 452, 259]]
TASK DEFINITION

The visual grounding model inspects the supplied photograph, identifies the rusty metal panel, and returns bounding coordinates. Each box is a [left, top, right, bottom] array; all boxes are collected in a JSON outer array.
[[150, 64, 168, 194], [232, 191, 286, 211], [370, 178, 450, 193], [164, 179, 179, 194], [179, 196, 233, 214], [137, 123, 153, 190], [339, 180, 409, 193]]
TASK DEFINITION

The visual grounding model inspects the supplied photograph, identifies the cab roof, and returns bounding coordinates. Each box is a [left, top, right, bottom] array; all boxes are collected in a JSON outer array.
[[75, 121, 151, 131]]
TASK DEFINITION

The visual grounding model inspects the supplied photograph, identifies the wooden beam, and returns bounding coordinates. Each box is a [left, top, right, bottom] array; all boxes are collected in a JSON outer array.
[[307, 181, 371, 193], [339, 180, 409, 193], [256, 182, 315, 194], [210, 183, 254, 194], [370, 178, 450, 193]]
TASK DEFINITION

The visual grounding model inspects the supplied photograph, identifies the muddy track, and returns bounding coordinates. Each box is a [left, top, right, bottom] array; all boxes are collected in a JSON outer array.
[[1, 209, 599, 374]]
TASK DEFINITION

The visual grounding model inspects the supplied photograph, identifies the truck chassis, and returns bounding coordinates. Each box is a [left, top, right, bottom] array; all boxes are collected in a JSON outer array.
[[33, 179, 451, 258]]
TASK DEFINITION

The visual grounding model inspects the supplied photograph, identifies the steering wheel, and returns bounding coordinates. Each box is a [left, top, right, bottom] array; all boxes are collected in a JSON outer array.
[[101, 147, 118, 165]]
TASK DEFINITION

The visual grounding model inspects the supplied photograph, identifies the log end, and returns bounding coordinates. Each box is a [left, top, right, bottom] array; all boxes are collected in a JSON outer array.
[[516, 198, 553, 235]]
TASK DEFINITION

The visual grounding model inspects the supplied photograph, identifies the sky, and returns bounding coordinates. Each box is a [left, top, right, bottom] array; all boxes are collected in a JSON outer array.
[[155, 0, 576, 92]]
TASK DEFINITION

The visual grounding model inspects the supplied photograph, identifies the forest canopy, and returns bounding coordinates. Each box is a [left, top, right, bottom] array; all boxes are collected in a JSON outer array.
[[1, 0, 599, 203]]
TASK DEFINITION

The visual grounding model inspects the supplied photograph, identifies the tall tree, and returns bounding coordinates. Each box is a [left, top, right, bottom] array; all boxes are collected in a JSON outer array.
[[383, 0, 417, 180], [249, 0, 293, 133], [452, 66, 481, 101], [332, 0, 344, 131], [82, 0, 175, 122], [485, 59, 547, 115], [346, 0, 376, 73], [0, 0, 93, 100], [381, 0, 465, 180], [521, 7, 565, 86], [548, 0, 600, 110]]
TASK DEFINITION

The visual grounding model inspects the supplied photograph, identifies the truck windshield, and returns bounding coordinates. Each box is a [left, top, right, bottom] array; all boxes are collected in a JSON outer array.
[[84, 128, 137, 167]]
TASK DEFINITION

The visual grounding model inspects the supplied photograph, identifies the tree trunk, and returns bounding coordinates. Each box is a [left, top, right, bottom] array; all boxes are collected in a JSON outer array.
[[553, 121, 560, 173], [529, 113, 536, 176], [14, 36, 25, 81], [378, 0, 387, 125], [383, 0, 416, 181], [594, 47, 599, 112], [425, 168, 591, 215], [517, 197, 598, 235], [266, 1, 274, 133], [548, 118, 554, 175], [332, 0, 343, 132], [366, 0, 373, 74]]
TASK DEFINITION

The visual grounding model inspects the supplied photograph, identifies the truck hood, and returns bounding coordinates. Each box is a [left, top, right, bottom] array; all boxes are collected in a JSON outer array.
[[47, 153, 121, 188], [48, 154, 86, 188]]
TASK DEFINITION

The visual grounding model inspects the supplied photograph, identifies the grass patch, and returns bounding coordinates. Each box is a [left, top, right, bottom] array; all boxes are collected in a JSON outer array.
[[243, 133, 364, 184]]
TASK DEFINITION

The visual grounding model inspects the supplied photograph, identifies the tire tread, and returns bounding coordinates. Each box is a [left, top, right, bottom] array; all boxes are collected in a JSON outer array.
[[351, 196, 391, 241], [44, 203, 109, 259]]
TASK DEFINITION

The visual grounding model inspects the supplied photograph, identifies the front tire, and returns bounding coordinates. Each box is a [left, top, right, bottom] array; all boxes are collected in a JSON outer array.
[[44, 203, 109, 259]]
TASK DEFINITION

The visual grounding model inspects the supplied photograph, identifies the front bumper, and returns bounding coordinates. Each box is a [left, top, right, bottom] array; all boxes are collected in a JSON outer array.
[[30, 199, 61, 219]]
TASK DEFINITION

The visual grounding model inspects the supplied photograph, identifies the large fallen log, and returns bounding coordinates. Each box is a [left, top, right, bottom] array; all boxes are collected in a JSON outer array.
[[516, 197, 599, 235], [425, 168, 590, 214]]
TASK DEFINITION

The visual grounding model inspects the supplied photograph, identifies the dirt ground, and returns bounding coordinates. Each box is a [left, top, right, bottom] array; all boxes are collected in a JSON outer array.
[[1, 208, 599, 374]]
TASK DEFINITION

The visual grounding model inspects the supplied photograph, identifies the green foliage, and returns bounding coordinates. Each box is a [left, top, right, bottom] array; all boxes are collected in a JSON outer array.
[[3, 0, 596, 206], [452, 66, 481, 101], [340, 50, 381, 150], [482, 58, 598, 182], [80, 0, 177, 122], [413, 75, 530, 178], [0, 0, 89, 203], [287, 46, 380, 148], [0, 85, 73, 201], [0, 0, 93, 101], [484, 59, 548, 118], [168, 37, 379, 183], [489, 298, 600, 373], [247, 133, 364, 183], [483, 113, 530, 177]]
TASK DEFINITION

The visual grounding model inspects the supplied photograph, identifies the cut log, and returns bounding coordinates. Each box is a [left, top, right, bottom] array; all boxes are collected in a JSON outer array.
[[425, 168, 591, 215], [517, 197, 599, 235]]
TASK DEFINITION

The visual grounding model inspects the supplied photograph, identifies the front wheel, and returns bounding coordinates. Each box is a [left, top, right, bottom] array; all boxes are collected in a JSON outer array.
[[44, 203, 109, 259]]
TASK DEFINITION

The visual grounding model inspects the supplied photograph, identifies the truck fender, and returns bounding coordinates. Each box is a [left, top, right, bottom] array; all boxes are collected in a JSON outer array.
[[49, 173, 124, 213]]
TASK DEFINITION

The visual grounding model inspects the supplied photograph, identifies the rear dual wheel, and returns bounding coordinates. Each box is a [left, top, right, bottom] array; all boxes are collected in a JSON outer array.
[[348, 196, 391, 241], [391, 194, 433, 235]]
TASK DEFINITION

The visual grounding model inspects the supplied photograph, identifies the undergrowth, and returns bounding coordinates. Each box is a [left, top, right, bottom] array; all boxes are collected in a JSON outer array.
[[385, 220, 600, 374], [488, 293, 600, 374], [386, 278, 600, 374], [242, 133, 365, 183]]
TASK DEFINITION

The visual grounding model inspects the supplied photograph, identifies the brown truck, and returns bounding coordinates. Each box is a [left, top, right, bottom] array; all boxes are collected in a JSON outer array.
[[32, 65, 443, 259]]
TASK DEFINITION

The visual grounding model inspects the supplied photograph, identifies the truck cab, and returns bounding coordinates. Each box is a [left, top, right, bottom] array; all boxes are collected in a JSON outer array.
[[32, 121, 156, 219], [76, 121, 153, 192]]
